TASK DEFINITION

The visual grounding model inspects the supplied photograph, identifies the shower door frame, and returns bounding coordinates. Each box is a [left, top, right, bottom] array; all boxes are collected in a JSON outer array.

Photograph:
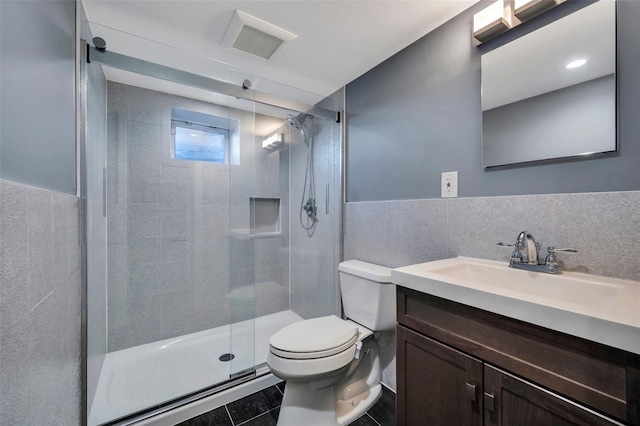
[[86, 46, 340, 124]]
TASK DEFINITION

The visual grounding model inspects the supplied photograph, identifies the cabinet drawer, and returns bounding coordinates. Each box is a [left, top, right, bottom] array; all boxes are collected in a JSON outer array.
[[397, 287, 640, 424]]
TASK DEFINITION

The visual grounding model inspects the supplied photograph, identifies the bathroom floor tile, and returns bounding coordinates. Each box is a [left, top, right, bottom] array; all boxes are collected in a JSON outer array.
[[178, 383, 396, 426], [367, 385, 396, 426], [237, 407, 279, 426], [175, 406, 232, 426], [226, 385, 283, 425], [349, 413, 380, 426]]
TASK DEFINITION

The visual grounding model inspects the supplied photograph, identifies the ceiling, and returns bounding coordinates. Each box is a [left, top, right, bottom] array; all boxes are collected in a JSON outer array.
[[82, 0, 480, 107]]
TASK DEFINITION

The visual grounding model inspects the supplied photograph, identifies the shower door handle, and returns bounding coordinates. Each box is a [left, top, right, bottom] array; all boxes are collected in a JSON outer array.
[[103, 166, 107, 218], [326, 184, 329, 214]]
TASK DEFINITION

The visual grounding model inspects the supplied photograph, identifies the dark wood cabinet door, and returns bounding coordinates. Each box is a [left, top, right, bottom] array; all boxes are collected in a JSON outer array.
[[484, 364, 620, 426], [397, 325, 483, 426]]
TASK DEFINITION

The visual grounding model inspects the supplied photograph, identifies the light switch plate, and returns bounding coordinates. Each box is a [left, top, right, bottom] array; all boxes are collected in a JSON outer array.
[[441, 171, 458, 198]]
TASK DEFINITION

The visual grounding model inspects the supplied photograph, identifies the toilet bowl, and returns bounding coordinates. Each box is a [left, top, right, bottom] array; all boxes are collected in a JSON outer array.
[[267, 260, 395, 426]]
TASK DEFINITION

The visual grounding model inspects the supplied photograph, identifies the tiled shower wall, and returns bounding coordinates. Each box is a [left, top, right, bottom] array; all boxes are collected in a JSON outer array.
[[106, 82, 290, 351], [0, 180, 81, 424], [288, 114, 340, 320], [344, 190, 640, 391]]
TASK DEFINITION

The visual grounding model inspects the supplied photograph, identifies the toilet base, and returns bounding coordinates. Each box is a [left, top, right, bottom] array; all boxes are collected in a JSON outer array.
[[277, 381, 336, 426], [336, 383, 381, 425], [276, 382, 382, 426], [276, 337, 382, 426]]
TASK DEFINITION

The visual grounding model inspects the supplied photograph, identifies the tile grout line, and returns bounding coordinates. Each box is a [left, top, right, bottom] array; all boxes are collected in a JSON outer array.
[[235, 406, 280, 426], [367, 412, 382, 426], [28, 290, 54, 314], [224, 404, 235, 426]]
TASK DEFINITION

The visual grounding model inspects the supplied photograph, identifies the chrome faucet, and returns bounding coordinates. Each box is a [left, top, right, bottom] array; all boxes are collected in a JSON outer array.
[[497, 231, 577, 274], [524, 233, 538, 265]]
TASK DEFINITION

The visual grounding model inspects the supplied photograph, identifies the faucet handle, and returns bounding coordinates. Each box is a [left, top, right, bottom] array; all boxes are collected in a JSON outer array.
[[497, 241, 523, 263], [497, 231, 526, 250], [548, 247, 578, 253], [545, 247, 577, 266]]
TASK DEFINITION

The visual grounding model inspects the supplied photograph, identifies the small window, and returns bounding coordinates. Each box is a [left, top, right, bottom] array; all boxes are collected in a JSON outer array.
[[173, 123, 228, 163], [171, 108, 230, 164]]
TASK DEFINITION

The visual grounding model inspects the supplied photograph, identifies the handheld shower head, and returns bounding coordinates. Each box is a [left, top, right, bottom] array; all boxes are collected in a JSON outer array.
[[286, 116, 301, 129], [286, 114, 313, 146], [287, 113, 317, 237], [286, 113, 312, 129]]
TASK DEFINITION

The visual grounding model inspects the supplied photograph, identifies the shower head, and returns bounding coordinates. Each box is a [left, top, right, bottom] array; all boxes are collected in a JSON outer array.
[[286, 114, 313, 147], [286, 113, 312, 129]]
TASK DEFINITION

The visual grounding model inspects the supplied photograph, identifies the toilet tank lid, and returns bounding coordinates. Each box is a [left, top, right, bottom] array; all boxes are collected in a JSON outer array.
[[338, 260, 392, 283]]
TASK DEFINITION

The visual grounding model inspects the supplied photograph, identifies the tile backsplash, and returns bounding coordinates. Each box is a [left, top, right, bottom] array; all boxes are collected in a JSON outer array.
[[0, 180, 81, 424], [344, 190, 640, 391], [346, 191, 640, 281]]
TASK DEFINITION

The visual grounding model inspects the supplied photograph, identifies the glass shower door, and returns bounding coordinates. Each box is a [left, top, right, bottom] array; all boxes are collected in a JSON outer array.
[[84, 26, 259, 424], [227, 69, 256, 379]]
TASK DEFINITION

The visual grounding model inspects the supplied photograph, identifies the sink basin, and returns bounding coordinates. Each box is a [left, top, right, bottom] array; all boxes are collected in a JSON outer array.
[[391, 257, 640, 355], [421, 258, 621, 308]]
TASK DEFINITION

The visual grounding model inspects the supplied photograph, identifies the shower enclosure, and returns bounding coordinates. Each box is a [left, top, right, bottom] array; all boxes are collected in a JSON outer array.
[[82, 24, 342, 425]]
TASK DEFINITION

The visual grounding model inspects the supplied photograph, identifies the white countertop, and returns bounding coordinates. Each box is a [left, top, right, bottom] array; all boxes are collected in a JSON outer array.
[[391, 257, 640, 356]]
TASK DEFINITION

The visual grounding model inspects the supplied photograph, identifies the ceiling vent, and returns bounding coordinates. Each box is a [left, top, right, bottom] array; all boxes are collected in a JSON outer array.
[[221, 10, 298, 60]]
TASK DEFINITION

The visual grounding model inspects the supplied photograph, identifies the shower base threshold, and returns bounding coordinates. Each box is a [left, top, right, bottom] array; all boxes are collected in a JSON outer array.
[[89, 310, 302, 426]]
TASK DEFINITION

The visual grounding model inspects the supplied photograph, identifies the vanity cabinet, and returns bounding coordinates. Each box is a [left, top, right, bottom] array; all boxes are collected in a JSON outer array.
[[396, 287, 640, 426], [397, 325, 483, 425]]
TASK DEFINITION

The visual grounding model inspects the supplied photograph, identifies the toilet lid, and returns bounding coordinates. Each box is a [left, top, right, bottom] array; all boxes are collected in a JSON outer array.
[[269, 315, 359, 359], [339, 259, 392, 282]]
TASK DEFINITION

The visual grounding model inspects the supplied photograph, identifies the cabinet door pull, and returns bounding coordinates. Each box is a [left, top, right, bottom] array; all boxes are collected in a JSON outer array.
[[466, 383, 477, 402], [484, 392, 495, 412]]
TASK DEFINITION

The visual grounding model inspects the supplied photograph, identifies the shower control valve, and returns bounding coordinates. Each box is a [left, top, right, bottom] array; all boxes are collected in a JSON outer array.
[[303, 198, 317, 219]]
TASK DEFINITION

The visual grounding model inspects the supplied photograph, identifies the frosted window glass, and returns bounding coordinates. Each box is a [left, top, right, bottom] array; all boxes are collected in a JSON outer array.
[[174, 126, 227, 163]]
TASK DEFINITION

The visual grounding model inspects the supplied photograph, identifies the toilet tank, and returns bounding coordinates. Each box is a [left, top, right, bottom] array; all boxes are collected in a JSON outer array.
[[338, 260, 396, 331]]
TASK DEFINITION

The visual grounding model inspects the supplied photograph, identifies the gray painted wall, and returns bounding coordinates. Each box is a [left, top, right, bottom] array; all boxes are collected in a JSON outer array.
[[346, 0, 640, 201], [0, 0, 77, 195]]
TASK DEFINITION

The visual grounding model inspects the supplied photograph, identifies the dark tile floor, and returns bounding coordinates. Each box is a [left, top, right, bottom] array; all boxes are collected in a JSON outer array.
[[177, 382, 396, 426]]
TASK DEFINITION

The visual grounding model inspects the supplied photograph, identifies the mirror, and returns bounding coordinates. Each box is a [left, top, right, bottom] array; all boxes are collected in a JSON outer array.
[[481, 0, 616, 168]]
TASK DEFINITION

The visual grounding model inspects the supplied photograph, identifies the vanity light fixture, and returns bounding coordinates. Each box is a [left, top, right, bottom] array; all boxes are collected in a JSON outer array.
[[514, 0, 565, 23], [262, 133, 283, 150], [474, 0, 566, 44], [565, 59, 587, 69], [473, 0, 514, 44]]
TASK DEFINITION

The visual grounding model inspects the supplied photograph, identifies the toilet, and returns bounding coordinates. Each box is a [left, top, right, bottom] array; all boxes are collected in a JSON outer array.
[[267, 260, 395, 426]]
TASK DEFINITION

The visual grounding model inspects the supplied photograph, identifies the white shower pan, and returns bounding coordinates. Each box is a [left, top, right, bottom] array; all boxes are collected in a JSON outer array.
[[89, 310, 302, 425]]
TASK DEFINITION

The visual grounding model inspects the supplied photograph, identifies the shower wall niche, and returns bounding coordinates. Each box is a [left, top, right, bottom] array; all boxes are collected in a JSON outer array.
[[251, 197, 281, 235]]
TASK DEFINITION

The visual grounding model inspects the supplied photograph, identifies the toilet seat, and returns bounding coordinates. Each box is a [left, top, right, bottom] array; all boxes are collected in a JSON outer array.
[[269, 315, 359, 360]]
